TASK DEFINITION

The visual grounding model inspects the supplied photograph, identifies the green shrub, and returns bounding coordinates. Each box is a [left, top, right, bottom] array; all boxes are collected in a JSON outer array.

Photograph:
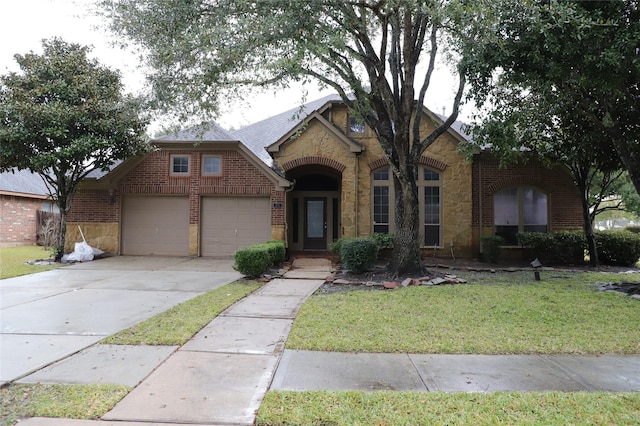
[[518, 231, 585, 265], [258, 240, 286, 263], [341, 237, 378, 274], [370, 233, 394, 250], [595, 230, 640, 266], [233, 240, 285, 277], [329, 237, 355, 255], [481, 235, 505, 263], [625, 226, 640, 235]]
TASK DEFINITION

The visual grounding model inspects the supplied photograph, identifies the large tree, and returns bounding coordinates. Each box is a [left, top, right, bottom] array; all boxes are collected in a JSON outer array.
[[467, 0, 640, 195], [0, 38, 149, 260], [99, 0, 496, 273]]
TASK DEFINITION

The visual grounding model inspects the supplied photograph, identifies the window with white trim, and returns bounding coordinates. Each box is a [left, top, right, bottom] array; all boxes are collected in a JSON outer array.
[[371, 166, 442, 246], [202, 155, 222, 176], [170, 154, 190, 176], [422, 169, 441, 246], [372, 168, 390, 233], [494, 187, 548, 245]]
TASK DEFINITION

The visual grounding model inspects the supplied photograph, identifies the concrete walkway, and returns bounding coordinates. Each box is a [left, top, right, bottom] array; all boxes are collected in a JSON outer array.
[[12, 257, 640, 426]]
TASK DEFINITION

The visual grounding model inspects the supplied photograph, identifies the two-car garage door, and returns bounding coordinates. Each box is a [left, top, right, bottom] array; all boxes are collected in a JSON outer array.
[[121, 196, 270, 257]]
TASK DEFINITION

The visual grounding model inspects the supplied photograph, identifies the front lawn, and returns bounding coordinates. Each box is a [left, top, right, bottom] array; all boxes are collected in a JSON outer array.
[[258, 391, 640, 425], [286, 271, 640, 354], [0, 245, 63, 279], [257, 269, 640, 425]]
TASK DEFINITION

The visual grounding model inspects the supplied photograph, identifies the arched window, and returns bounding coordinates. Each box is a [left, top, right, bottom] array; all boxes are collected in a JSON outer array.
[[371, 166, 442, 246], [494, 187, 548, 245]]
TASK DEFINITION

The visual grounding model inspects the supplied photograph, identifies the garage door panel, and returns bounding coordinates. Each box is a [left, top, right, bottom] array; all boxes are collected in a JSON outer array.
[[201, 197, 270, 257], [122, 196, 189, 256]]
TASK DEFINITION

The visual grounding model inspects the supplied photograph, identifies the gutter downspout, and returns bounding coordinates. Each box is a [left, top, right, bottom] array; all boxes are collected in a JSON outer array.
[[354, 151, 361, 237]]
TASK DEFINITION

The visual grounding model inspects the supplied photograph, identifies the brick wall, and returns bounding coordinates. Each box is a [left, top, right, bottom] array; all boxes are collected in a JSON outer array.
[[0, 195, 43, 244], [472, 153, 583, 233], [68, 145, 285, 254]]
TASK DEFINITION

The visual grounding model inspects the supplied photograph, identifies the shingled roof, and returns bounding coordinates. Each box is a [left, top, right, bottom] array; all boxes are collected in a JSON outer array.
[[154, 121, 237, 142], [0, 169, 51, 198], [231, 94, 341, 164]]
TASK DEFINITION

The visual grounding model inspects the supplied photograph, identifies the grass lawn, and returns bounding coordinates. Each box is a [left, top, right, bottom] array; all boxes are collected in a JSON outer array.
[[256, 269, 640, 425], [258, 391, 640, 425], [286, 270, 640, 354], [0, 245, 64, 279], [0, 384, 130, 425]]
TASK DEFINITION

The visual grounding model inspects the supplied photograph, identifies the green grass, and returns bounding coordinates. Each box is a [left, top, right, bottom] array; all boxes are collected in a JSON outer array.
[[102, 280, 262, 345], [0, 383, 130, 425], [0, 245, 64, 279], [257, 391, 640, 425], [287, 271, 640, 354]]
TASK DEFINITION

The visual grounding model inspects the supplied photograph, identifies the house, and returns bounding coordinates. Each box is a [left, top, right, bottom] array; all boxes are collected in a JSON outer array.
[[66, 95, 583, 259], [0, 169, 58, 246]]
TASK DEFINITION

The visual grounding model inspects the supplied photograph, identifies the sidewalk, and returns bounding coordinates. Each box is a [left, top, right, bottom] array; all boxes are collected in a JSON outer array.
[[16, 258, 640, 426]]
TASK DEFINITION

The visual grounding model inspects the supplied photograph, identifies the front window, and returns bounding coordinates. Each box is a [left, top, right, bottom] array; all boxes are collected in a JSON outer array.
[[370, 165, 442, 245], [202, 155, 222, 176], [373, 168, 390, 234], [494, 187, 548, 244], [422, 168, 441, 246], [171, 155, 190, 176]]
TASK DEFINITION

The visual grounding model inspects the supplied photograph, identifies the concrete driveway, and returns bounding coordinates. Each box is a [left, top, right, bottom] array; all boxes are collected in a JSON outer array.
[[0, 256, 241, 385]]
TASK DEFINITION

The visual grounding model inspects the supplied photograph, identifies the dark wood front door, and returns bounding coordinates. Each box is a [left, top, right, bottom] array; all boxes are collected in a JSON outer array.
[[304, 197, 326, 250]]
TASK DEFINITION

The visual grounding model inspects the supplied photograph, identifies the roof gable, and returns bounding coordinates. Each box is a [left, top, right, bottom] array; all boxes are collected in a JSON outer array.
[[267, 110, 364, 155]]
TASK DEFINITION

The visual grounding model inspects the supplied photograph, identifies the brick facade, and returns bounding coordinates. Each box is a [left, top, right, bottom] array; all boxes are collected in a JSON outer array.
[[68, 143, 288, 255], [471, 153, 583, 257], [0, 195, 45, 245]]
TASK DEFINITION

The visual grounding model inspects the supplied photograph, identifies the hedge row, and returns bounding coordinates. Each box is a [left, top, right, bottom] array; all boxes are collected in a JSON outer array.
[[517, 230, 640, 266], [233, 240, 286, 277]]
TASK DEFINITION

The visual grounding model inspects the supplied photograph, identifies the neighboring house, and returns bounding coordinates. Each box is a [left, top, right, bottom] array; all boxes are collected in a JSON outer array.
[[0, 169, 57, 246], [67, 95, 583, 259]]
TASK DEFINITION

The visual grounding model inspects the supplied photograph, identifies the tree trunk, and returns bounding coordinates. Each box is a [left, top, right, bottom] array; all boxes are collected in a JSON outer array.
[[390, 171, 423, 274], [576, 177, 599, 267], [55, 209, 67, 262], [581, 196, 599, 267]]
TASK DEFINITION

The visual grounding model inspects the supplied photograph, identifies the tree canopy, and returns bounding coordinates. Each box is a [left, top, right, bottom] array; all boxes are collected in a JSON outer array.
[[100, 0, 497, 273], [0, 38, 149, 259], [467, 0, 640, 195]]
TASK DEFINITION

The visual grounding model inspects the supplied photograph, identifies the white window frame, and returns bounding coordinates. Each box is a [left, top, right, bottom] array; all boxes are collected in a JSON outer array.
[[170, 154, 190, 176], [202, 155, 222, 176], [420, 168, 441, 247], [370, 166, 442, 246]]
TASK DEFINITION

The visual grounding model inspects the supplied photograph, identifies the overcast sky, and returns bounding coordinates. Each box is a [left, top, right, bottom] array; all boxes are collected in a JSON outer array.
[[1, 0, 467, 131]]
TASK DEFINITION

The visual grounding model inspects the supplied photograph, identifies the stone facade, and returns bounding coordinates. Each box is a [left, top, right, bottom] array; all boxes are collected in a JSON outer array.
[[270, 104, 476, 256]]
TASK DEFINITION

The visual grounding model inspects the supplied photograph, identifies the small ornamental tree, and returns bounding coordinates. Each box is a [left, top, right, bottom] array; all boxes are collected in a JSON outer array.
[[0, 38, 149, 260]]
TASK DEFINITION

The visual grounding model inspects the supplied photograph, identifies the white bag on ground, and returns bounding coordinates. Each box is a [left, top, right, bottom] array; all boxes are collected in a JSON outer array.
[[62, 241, 95, 262]]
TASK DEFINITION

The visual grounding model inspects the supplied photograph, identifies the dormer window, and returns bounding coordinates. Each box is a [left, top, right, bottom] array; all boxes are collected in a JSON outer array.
[[348, 116, 366, 134]]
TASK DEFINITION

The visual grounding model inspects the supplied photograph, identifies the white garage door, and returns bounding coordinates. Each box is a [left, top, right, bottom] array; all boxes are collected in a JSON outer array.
[[201, 197, 271, 257], [122, 196, 189, 256]]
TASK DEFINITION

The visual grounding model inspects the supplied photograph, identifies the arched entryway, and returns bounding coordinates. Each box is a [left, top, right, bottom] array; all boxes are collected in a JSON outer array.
[[286, 165, 341, 251]]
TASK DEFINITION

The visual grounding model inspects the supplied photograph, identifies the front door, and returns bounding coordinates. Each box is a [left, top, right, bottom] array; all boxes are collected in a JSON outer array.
[[304, 197, 326, 250]]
